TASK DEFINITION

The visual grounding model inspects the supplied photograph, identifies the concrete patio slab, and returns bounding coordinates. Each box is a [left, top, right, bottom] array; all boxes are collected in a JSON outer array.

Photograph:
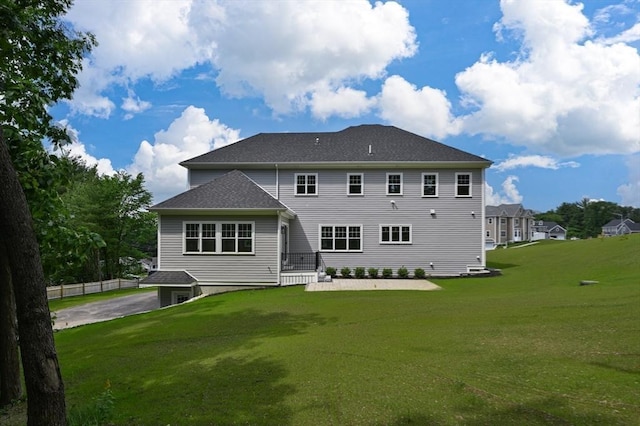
[[306, 279, 441, 292]]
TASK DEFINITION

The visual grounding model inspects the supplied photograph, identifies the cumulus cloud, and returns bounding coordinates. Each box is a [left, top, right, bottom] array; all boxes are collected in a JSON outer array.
[[493, 154, 580, 172], [455, 0, 640, 157], [377, 75, 460, 139], [57, 109, 240, 202], [128, 106, 241, 202], [617, 154, 640, 207], [121, 94, 152, 120], [310, 86, 376, 120], [55, 120, 116, 176], [65, 0, 417, 117], [485, 175, 524, 205]]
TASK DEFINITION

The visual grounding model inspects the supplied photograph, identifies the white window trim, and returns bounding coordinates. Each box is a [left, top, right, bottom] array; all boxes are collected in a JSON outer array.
[[421, 172, 439, 197], [295, 173, 318, 196], [346, 173, 364, 196], [455, 172, 472, 197], [319, 224, 363, 252], [183, 221, 255, 255], [386, 172, 403, 195], [379, 224, 412, 245]]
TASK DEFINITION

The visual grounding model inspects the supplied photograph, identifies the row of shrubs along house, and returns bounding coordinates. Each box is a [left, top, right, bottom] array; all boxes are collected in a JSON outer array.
[[142, 125, 493, 306]]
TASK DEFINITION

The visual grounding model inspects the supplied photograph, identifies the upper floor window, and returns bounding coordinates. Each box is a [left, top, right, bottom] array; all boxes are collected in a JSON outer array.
[[422, 173, 438, 197], [488, 218, 493, 224], [295, 173, 317, 196], [320, 225, 362, 252], [386, 173, 403, 195], [515, 218, 520, 226], [455, 173, 472, 197], [380, 225, 412, 244], [184, 221, 254, 254], [347, 173, 363, 195], [500, 218, 506, 224]]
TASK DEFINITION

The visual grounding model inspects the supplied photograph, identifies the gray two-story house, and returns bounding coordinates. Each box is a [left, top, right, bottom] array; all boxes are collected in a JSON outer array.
[[143, 125, 492, 306]]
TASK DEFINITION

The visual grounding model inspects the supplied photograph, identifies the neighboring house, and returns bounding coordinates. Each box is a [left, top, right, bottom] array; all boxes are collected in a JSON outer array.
[[142, 125, 492, 306], [140, 257, 158, 272], [531, 221, 567, 240], [485, 203, 535, 246], [602, 218, 639, 236]]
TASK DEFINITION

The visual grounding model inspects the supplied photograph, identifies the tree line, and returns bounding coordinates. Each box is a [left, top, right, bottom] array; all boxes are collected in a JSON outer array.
[[35, 157, 156, 285], [535, 199, 640, 239]]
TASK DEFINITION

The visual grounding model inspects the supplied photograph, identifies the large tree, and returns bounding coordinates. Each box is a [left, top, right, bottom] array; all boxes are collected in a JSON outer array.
[[0, 0, 94, 424]]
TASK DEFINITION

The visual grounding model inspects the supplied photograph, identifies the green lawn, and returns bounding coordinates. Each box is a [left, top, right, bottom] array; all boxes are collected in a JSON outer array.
[[10, 235, 640, 425]]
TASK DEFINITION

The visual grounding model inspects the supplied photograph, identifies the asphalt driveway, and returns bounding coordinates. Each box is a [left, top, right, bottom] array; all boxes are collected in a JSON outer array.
[[52, 291, 159, 330]]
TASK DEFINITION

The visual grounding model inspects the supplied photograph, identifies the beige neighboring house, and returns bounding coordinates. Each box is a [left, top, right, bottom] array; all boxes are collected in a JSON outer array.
[[485, 203, 535, 248]]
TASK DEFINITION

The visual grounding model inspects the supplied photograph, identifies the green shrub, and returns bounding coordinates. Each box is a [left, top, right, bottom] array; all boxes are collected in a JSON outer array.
[[414, 268, 426, 279], [68, 381, 114, 426], [325, 267, 337, 278], [397, 266, 409, 279], [354, 267, 366, 279], [382, 268, 393, 278], [340, 266, 352, 278], [367, 267, 379, 278]]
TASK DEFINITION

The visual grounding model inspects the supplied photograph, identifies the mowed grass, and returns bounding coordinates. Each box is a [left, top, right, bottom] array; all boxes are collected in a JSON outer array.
[[53, 235, 639, 425]]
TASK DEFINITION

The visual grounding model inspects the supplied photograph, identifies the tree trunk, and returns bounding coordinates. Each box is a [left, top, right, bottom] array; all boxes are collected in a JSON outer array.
[[0, 132, 66, 424], [0, 242, 23, 406]]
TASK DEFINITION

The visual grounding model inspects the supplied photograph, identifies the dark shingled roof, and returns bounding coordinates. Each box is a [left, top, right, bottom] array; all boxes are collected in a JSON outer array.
[[140, 270, 196, 285], [181, 124, 492, 167], [151, 170, 290, 211]]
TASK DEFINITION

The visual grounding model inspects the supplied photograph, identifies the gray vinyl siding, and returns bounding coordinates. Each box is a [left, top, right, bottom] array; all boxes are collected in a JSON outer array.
[[158, 214, 279, 284], [275, 168, 485, 275], [190, 169, 277, 194]]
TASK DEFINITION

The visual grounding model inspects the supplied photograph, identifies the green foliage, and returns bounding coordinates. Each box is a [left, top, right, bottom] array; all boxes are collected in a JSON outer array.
[[62, 168, 155, 282], [325, 267, 336, 278], [367, 267, 379, 278], [68, 381, 114, 426], [382, 268, 393, 278], [538, 199, 640, 239], [397, 266, 409, 278], [354, 267, 365, 279], [340, 266, 351, 278], [414, 268, 426, 279], [51, 236, 640, 425]]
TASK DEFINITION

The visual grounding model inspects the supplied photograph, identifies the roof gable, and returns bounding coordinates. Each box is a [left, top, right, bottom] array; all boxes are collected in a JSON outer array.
[[181, 125, 492, 167], [150, 170, 291, 212]]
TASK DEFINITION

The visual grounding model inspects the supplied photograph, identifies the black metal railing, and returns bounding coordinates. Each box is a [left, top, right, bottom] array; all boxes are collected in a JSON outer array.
[[281, 252, 321, 271]]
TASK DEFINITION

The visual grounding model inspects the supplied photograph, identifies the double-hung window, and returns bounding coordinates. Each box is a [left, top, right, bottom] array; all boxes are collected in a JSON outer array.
[[422, 173, 438, 197], [295, 173, 317, 195], [320, 225, 362, 252], [347, 173, 363, 195], [184, 221, 254, 254], [386, 173, 403, 195], [380, 225, 412, 244], [455, 172, 472, 197]]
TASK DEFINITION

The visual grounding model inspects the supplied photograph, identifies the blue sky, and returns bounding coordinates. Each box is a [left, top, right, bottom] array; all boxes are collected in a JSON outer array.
[[51, 0, 640, 212]]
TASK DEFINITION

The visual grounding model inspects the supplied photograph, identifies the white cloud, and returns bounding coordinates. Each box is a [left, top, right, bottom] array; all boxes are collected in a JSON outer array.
[[193, 0, 417, 114], [128, 106, 241, 202], [485, 176, 523, 205], [310, 86, 376, 120], [65, 0, 417, 118], [121, 94, 152, 120], [456, 0, 640, 157], [493, 154, 580, 172], [617, 154, 640, 207], [377, 75, 460, 139], [55, 120, 116, 176]]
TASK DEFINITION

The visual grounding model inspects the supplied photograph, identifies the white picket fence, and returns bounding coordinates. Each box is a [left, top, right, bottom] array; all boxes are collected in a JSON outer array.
[[47, 278, 139, 300]]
